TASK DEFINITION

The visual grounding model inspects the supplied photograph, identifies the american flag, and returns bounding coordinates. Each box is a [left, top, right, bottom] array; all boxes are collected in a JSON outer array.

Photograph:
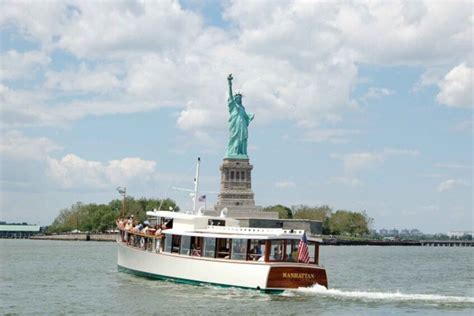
[[298, 232, 310, 264]]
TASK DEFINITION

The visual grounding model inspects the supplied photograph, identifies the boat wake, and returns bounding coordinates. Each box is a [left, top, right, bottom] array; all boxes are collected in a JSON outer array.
[[286, 284, 474, 304]]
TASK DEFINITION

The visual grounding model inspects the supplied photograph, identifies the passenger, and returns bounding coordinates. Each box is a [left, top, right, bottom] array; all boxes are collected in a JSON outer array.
[[124, 216, 133, 231], [142, 221, 150, 235], [154, 225, 163, 237], [132, 222, 144, 233], [292, 248, 299, 262], [273, 246, 282, 261], [250, 244, 261, 260], [191, 245, 201, 257], [116, 218, 124, 230], [254, 244, 262, 260]]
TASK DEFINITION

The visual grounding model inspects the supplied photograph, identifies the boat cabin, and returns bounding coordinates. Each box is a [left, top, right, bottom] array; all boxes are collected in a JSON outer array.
[[121, 211, 321, 265]]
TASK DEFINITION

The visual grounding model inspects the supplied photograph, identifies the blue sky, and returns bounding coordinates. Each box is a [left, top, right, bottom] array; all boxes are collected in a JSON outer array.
[[0, 0, 472, 233]]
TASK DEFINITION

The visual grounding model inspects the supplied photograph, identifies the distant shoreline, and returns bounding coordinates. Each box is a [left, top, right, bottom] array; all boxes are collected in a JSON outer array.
[[21, 234, 473, 247], [30, 233, 116, 242]]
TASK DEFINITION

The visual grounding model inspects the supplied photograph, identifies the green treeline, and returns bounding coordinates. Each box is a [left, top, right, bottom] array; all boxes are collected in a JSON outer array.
[[47, 197, 179, 233], [48, 197, 371, 237], [263, 204, 372, 236]]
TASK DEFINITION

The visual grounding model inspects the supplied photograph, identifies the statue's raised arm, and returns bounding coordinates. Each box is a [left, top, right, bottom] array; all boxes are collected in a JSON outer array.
[[227, 73, 234, 101]]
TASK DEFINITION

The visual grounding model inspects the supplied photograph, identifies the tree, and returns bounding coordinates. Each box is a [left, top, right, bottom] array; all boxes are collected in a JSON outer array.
[[292, 205, 332, 221], [263, 205, 293, 219], [47, 197, 179, 233], [327, 210, 370, 236]]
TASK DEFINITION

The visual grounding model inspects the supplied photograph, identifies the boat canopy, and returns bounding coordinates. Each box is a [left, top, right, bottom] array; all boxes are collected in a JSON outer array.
[[161, 226, 322, 242], [146, 210, 322, 242], [146, 210, 240, 231]]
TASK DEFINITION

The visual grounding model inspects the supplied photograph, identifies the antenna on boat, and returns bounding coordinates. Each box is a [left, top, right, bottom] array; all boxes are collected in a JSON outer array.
[[192, 157, 201, 214]]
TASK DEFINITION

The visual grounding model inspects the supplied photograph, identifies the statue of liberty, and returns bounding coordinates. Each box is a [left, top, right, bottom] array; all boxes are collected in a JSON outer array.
[[226, 74, 254, 159]]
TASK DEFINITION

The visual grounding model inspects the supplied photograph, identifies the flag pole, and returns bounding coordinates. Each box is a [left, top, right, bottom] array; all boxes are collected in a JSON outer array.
[[193, 157, 201, 213]]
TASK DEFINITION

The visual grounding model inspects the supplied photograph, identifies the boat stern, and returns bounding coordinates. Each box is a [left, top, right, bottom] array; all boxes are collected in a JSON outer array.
[[266, 265, 328, 290]]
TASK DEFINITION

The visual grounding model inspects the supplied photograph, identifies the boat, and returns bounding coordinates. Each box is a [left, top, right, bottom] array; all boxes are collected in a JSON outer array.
[[116, 159, 328, 293]]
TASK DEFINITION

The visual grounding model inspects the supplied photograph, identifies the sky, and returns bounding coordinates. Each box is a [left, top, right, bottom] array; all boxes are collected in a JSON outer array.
[[0, 0, 472, 233]]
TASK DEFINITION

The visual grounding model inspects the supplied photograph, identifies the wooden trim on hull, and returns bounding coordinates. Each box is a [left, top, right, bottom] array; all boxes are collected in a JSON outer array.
[[266, 266, 328, 289], [117, 265, 284, 294]]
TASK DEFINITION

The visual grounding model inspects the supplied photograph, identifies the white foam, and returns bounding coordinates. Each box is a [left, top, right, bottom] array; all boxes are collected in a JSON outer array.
[[288, 284, 474, 304]]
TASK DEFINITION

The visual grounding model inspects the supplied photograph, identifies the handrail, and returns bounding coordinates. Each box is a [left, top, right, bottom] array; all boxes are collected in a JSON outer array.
[[205, 226, 305, 235], [119, 228, 163, 239]]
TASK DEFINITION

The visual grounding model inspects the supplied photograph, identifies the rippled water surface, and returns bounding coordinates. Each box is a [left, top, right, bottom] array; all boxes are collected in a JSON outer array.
[[1, 240, 473, 315]]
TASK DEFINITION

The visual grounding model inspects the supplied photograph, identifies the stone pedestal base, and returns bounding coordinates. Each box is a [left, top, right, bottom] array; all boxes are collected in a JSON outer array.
[[213, 158, 278, 220], [215, 158, 256, 208]]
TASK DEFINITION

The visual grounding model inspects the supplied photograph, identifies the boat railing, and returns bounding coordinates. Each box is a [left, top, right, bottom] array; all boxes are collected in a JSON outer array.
[[118, 228, 164, 253], [205, 226, 305, 236]]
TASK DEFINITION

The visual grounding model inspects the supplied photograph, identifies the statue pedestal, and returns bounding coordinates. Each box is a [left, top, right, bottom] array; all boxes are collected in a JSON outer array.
[[214, 158, 278, 219]]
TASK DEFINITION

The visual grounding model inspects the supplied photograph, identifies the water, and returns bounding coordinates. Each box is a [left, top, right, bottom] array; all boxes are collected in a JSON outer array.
[[1, 240, 473, 315]]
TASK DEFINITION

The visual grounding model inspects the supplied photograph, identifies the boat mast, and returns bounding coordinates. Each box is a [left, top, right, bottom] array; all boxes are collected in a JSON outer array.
[[193, 157, 201, 213]]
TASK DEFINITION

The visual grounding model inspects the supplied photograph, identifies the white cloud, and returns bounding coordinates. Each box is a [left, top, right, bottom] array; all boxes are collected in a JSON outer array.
[[301, 128, 360, 144], [436, 63, 473, 108], [177, 102, 224, 131], [331, 147, 419, 173], [331, 152, 384, 172], [45, 63, 121, 93], [57, 2, 203, 58], [1, 0, 471, 136], [420, 173, 443, 179], [106, 157, 157, 186], [274, 181, 296, 189], [434, 163, 471, 170], [47, 154, 157, 189], [332, 1, 472, 65], [329, 176, 363, 187], [0, 50, 50, 80], [0, 1, 70, 47], [361, 87, 394, 102], [0, 130, 60, 160], [0, 131, 159, 192], [383, 147, 420, 157], [437, 179, 469, 192]]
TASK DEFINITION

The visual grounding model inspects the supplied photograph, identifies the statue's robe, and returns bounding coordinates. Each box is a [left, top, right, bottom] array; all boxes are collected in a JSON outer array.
[[226, 96, 254, 158]]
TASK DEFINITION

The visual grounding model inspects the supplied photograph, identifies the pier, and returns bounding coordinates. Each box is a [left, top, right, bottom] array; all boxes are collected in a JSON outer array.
[[30, 233, 116, 242], [420, 240, 473, 247], [322, 238, 473, 247]]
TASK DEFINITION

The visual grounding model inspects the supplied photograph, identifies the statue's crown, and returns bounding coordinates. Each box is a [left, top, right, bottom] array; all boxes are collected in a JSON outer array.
[[234, 92, 243, 97]]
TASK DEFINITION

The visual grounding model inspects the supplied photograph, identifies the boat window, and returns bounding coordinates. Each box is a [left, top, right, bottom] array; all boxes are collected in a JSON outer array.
[[248, 239, 264, 261], [269, 240, 285, 261], [191, 236, 202, 256], [203, 237, 216, 258], [285, 239, 298, 262], [164, 235, 172, 253], [172, 235, 181, 253], [180, 235, 191, 255], [216, 238, 231, 259], [308, 242, 316, 264], [231, 239, 248, 260], [208, 219, 225, 226]]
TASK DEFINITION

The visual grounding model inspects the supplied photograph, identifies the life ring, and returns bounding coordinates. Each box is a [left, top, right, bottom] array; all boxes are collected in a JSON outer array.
[[140, 237, 145, 249]]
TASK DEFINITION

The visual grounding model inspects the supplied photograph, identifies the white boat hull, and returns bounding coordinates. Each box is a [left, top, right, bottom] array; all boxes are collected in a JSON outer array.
[[117, 241, 273, 291]]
